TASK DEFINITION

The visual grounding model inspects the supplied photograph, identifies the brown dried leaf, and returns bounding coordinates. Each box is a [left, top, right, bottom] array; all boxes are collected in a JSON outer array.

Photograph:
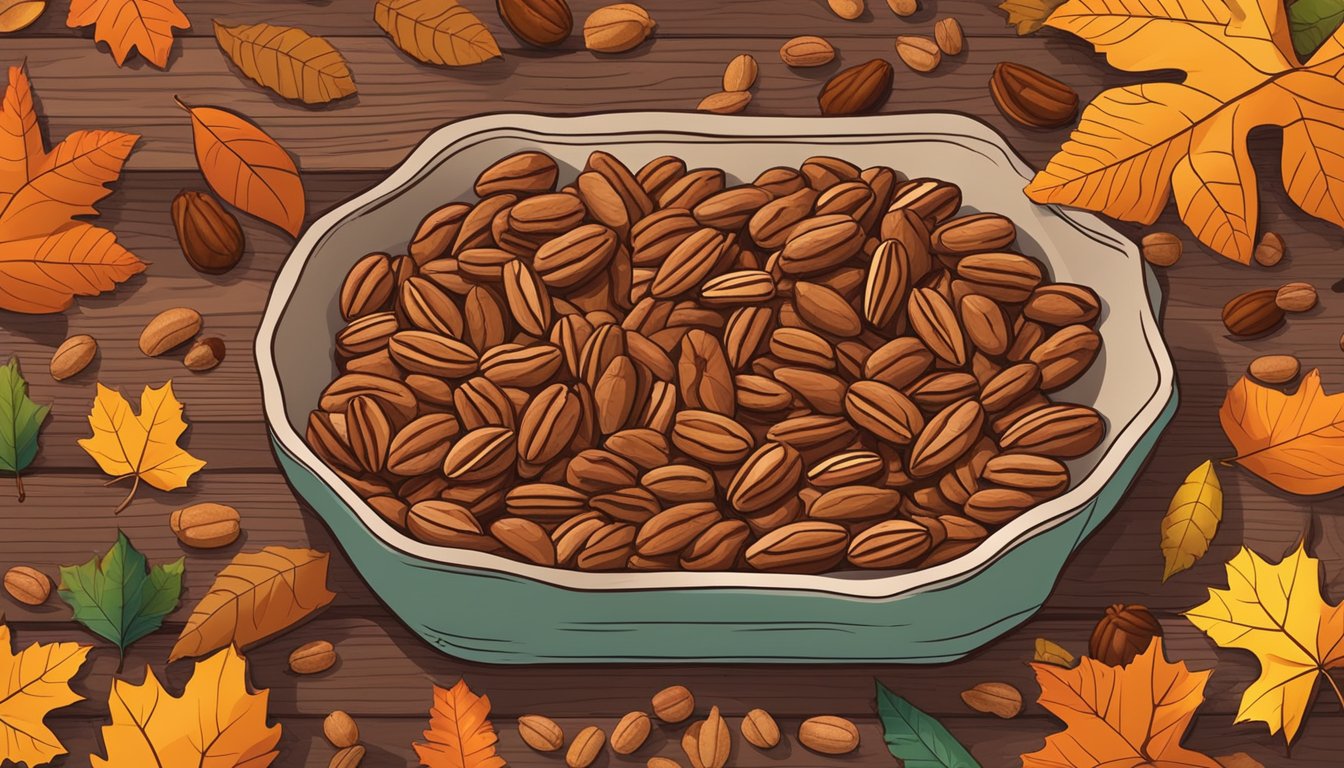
[[0, 0, 44, 33], [213, 21, 356, 104], [170, 547, 335, 661], [375, 0, 501, 66]]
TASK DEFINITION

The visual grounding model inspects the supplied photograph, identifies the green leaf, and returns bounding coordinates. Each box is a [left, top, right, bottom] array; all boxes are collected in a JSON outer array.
[[877, 682, 981, 768], [57, 531, 184, 659], [0, 357, 49, 501], [1290, 0, 1344, 59]]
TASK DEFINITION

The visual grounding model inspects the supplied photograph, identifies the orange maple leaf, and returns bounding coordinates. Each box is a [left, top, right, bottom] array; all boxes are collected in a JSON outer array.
[[1220, 369, 1344, 495], [0, 65, 144, 314], [66, 0, 190, 69], [1027, 0, 1344, 263], [415, 679, 507, 768], [1023, 638, 1220, 768]]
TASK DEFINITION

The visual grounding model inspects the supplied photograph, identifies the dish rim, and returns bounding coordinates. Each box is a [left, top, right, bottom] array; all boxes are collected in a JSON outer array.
[[255, 111, 1175, 599]]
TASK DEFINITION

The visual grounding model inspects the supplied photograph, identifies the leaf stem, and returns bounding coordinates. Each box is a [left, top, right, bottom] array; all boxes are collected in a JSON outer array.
[[13, 472, 23, 503], [112, 476, 139, 515]]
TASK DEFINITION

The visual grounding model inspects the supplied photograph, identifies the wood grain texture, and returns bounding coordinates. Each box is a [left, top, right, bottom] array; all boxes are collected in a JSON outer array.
[[0, 614, 1293, 719], [3, 0, 1344, 762], [4, 35, 1110, 171], [41, 712, 1342, 768], [22, 0, 1039, 40]]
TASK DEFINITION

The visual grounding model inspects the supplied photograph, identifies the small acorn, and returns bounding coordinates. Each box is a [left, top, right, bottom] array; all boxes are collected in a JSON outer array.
[[1089, 603, 1163, 666]]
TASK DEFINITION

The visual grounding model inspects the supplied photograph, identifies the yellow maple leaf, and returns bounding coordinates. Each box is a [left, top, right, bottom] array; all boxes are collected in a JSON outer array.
[[1186, 542, 1344, 744], [78, 381, 205, 514], [415, 679, 507, 768], [92, 646, 280, 768], [1026, 0, 1344, 263], [0, 623, 91, 767], [1024, 638, 1219, 767]]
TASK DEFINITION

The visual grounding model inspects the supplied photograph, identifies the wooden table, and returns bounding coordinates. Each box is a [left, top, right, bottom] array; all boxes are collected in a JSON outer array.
[[3, 1, 1343, 765]]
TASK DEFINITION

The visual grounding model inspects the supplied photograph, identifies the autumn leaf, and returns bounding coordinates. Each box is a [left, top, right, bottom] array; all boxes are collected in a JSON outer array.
[[92, 646, 280, 768], [1024, 638, 1219, 767], [1033, 637, 1075, 668], [0, 65, 145, 314], [0, 357, 48, 501], [66, 0, 189, 68], [1026, 0, 1344, 264], [1220, 369, 1344, 495], [998, 0, 1067, 35], [877, 683, 981, 768], [77, 381, 206, 514], [415, 679, 507, 768], [57, 531, 183, 664], [0, 623, 91, 767], [375, 0, 502, 67], [1186, 543, 1344, 744], [1160, 460, 1223, 580], [1290, 0, 1344, 59], [178, 98, 306, 237], [0, 0, 45, 34], [213, 21, 357, 105], [170, 546, 335, 662]]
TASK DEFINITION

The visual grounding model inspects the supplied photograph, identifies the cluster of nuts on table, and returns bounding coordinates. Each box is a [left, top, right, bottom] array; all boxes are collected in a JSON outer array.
[[495, 0, 1081, 129], [522, 684, 860, 768], [1141, 229, 1320, 387]]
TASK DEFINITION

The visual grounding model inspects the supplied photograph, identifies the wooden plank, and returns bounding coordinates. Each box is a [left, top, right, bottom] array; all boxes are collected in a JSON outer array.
[[0, 610, 1303, 720], [1, 172, 382, 471], [22, 0, 1044, 41], [4, 35, 1109, 172], [36, 711, 1344, 767], [0, 473, 368, 622], [5, 157, 1343, 465]]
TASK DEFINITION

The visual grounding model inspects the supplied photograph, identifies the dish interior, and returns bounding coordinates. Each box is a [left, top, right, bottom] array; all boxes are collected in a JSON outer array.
[[262, 115, 1166, 594]]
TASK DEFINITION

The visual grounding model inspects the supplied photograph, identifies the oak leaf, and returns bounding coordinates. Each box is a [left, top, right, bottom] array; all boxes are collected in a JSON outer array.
[[0, 65, 145, 314], [0, 357, 48, 501], [1186, 543, 1344, 744], [57, 531, 183, 661], [66, 0, 189, 69], [0, 0, 45, 34], [0, 623, 91, 767], [375, 0, 502, 67], [998, 0, 1067, 35], [213, 21, 357, 105], [92, 646, 280, 768], [1220, 369, 1344, 495], [78, 381, 205, 514], [1026, 0, 1344, 263], [178, 98, 306, 237], [1024, 638, 1219, 767], [1160, 460, 1223, 580], [415, 679, 507, 768], [170, 546, 335, 661]]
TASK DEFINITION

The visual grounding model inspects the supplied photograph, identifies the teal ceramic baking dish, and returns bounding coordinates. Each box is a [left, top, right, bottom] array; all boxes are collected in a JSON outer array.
[[256, 112, 1177, 664]]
